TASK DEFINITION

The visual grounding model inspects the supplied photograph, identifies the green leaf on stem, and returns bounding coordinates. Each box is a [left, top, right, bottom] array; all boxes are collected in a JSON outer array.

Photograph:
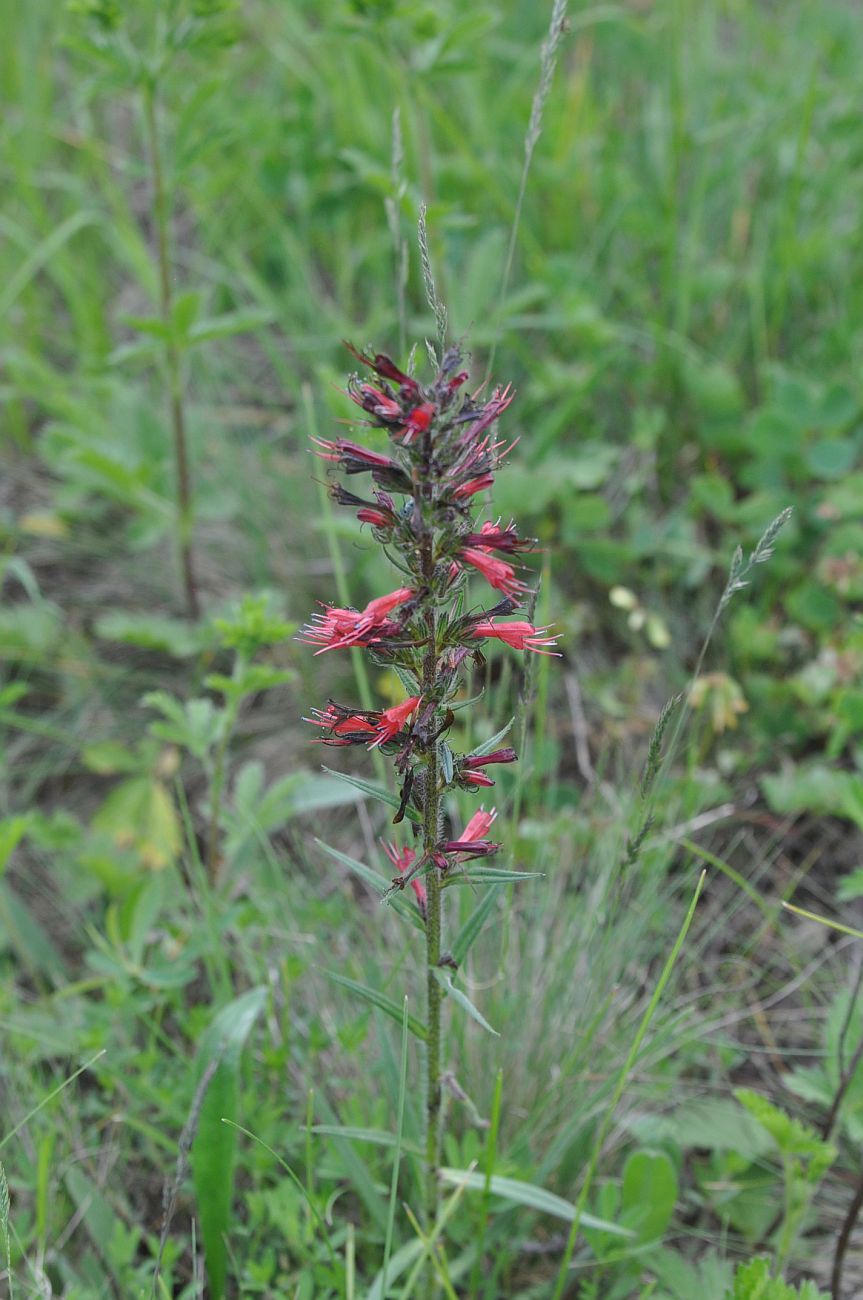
[[451, 884, 501, 966], [320, 767, 422, 824], [443, 865, 543, 886], [432, 969, 499, 1036], [323, 971, 427, 1040], [314, 840, 424, 930]]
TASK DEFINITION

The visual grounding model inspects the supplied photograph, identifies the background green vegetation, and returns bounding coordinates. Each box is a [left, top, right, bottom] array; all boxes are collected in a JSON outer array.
[[1, 0, 862, 1295]]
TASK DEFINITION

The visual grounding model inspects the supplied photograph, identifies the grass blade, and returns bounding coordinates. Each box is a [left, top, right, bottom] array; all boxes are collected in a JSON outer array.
[[432, 970, 499, 1037], [438, 1169, 634, 1237], [191, 987, 267, 1300], [550, 870, 707, 1298], [381, 997, 410, 1297]]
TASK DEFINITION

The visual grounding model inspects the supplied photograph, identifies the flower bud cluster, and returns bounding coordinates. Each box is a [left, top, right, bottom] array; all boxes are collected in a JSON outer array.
[[300, 343, 559, 913]]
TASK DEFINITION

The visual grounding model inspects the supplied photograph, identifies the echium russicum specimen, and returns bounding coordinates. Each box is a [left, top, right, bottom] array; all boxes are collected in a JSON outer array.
[[300, 341, 560, 1232]]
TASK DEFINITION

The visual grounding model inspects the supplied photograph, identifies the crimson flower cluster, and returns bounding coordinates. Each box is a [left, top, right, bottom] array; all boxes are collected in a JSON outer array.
[[300, 343, 559, 912]]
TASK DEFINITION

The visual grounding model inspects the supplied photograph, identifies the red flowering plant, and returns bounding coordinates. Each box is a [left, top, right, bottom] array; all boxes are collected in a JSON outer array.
[[300, 341, 559, 1235]]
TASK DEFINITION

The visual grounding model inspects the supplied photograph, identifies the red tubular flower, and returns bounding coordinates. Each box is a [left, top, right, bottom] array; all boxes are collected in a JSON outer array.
[[312, 436, 397, 471], [441, 807, 500, 859], [370, 696, 421, 748], [382, 841, 427, 916], [452, 473, 495, 500], [357, 506, 396, 528], [462, 771, 495, 787], [471, 619, 561, 655], [304, 706, 378, 745], [460, 546, 529, 598], [298, 587, 414, 654], [465, 521, 532, 554], [460, 807, 497, 840], [348, 381, 406, 427], [458, 386, 514, 445], [403, 402, 435, 442], [463, 749, 518, 769], [343, 343, 421, 397]]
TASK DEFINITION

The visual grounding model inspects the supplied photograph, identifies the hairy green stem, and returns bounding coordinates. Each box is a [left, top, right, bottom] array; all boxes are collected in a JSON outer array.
[[417, 425, 443, 1288], [423, 611, 443, 1241], [143, 84, 199, 620]]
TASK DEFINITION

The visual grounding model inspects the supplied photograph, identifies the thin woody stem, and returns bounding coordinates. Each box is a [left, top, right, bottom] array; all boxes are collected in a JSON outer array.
[[143, 83, 199, 620]]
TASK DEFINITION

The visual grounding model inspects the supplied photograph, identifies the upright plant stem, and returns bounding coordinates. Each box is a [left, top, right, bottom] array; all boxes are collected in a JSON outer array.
[[418, 424, 443, 1275], [143, 84, 199, 620]]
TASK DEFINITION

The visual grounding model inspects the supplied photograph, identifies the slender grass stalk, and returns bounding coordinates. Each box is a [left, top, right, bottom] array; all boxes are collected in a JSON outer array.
[[221, 1120, 341, 1274], [399, 1164, 476, 1300], [205, 670, 244, 882], [486, 0, 568, 382], [0, 1162, 13, 1300], [0, 1050, 106, 1152], [382, 997, 410, 1297], [386, 106, 408, 360], [142, 82, 199, 620], [468, 1067, 503, 1298], [550, 869, 706, 1299]]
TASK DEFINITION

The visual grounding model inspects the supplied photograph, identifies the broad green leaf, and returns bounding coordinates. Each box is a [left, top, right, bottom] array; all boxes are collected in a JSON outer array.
[[191, 987, 268, 1300], [432, 969, 499, 1036], [91, 776, 181, 871], [620, 1149, 677, 1242], [81, 741, 146, 775], [0, 883, 66, 980], [323, 971, 426, 1040], [438, 1169, 635, 1237]]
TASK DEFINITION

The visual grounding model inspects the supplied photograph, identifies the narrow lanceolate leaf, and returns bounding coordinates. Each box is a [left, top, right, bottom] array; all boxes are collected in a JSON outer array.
[[432, 969, 499, 1036], [191, 987, 268, 1300], [314, 840, 423, 930], [324, 971, 427, 1040], [320, 767, 422, 825], [308, 1125, 423, 1157], [451, 885, 501, 967], [443, 866, 543, 886], [438, 1169, 636, 1237], [469, 718, 515, 758]]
